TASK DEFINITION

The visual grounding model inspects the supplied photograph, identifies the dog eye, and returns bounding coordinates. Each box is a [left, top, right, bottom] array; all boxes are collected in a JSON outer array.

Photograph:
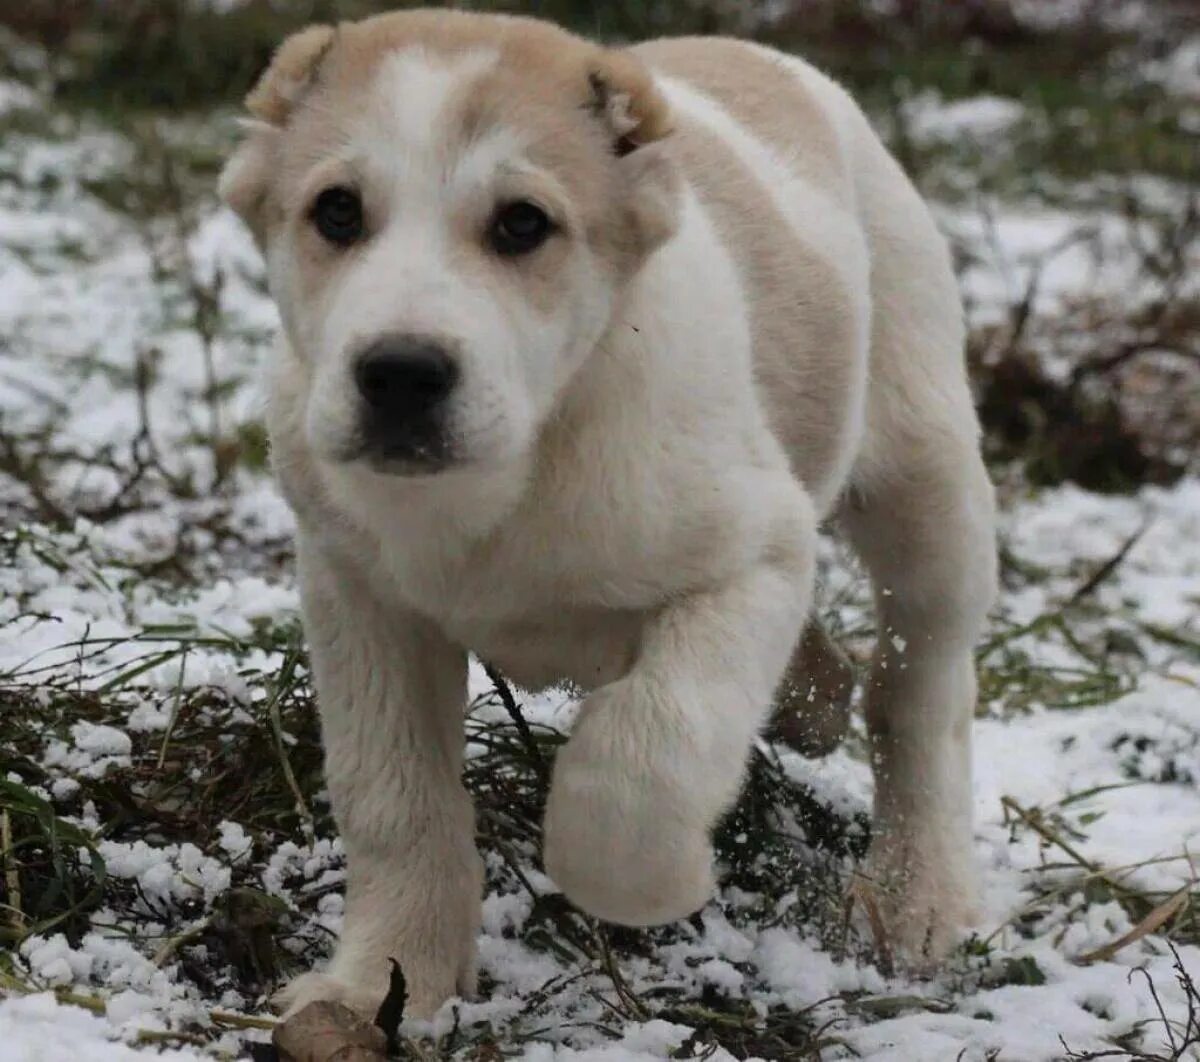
[[311, 187, 364, 246], [489, 201, 553, 256]]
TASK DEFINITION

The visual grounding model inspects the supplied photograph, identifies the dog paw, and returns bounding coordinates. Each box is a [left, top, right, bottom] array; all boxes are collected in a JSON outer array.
[[543, 690, 715, 926], [853, 835, 977, 969], [274, 961, 467, 1023], [274, 971, 386, 1020], [544, 780, 714, 926]]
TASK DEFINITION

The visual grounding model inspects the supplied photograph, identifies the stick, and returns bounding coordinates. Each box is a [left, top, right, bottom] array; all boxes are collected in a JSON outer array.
[[0, 810, 23, 932]]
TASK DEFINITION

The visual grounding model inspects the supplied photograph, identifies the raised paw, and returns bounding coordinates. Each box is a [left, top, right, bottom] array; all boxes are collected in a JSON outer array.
[[543, 687, 716, 926]]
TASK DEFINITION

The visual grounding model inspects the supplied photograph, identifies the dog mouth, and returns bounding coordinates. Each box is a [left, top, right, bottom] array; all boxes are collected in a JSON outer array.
[[319, 424, 458, 476], [347, 411, 459, 475], [315, 400, 513, 478], [361, 437, 457, 476], [363, 446, 457, 476]]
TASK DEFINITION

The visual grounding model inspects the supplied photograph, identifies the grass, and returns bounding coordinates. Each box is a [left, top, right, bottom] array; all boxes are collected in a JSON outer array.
[[3, 475, 1195, 1057], [6, 0, 1200, 191], [0, 627, 867, 1056]]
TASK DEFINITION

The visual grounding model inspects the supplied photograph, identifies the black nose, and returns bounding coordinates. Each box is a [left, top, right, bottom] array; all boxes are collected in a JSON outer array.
[[354, 336, 459, 419]]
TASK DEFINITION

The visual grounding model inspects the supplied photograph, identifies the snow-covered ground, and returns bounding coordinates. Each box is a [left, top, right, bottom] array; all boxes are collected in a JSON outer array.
[[1, 41, 1198, 1062]]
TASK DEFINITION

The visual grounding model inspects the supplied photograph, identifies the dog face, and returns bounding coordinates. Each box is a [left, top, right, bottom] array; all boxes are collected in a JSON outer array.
[[221, 12, 680, 475]]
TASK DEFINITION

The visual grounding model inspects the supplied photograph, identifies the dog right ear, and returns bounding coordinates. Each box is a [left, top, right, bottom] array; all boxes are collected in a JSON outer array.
[[244, 24, 336, 126], [218, 120, 279, 238], [219, 25, 335, 239]]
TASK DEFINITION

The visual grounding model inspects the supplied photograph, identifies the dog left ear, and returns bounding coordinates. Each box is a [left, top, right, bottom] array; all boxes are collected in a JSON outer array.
[[588, 51, 681, 256]]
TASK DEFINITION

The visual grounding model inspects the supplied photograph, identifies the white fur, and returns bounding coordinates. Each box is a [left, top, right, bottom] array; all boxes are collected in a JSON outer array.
[[227, 26, 998, 1021], [375, 47, 498, 160], [289, 47, 588, 471]]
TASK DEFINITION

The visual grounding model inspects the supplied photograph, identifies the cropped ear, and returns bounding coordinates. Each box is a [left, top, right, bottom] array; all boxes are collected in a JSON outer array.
[[219, 25, 334, 239], [586, 49, 673, 155]]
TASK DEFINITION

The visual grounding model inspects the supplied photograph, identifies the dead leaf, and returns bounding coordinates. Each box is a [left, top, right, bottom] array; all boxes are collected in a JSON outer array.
[[272, 1000, 388, 1062], [1077, 886, 1190, 965], [846, 877, 894, 977], [373, 959, 408, 1056]]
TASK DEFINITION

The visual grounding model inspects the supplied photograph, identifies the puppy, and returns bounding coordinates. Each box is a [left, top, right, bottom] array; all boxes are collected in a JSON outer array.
[[220, 9, 997, 1019]]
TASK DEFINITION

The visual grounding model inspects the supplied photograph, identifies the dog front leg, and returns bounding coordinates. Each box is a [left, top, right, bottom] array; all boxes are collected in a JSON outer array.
[[276, 534, 481, 1020], [543, 493, 816, 925]]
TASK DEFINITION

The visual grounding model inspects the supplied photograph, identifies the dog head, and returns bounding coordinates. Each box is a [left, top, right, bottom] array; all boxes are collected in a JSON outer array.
[[221, 10, 680, 475]]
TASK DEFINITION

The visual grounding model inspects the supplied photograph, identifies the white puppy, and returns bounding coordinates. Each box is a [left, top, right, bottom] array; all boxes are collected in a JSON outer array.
[[220, 9, 997, 1019]]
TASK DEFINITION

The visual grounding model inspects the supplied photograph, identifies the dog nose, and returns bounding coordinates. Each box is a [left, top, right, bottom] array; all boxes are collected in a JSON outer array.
[[354, 336, 459, 419]]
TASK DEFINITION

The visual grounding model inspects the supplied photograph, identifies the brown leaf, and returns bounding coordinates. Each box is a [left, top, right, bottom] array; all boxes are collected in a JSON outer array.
[[1077, 887, 1191, 965], [272, 1000, 389, 1062]]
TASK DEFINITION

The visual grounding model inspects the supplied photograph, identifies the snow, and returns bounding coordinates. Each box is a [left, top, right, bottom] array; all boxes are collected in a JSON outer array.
[[0, 993, 204, 1062], [1, 29, 1198, 1062], [1146, 38, 1200, 100], [903, 92, 1025, 142], [42, 723, 134, 780], [0, 79, 38, 116], [946, 197, 1200, 337]]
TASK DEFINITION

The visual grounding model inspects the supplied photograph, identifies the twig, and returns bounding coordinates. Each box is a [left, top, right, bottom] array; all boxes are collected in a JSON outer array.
[[135, 1028, 208, 1047], [483, 662, 548, 785], [264, 640, 314, 840], [1068, 523, 1149, 605], [1002, 795, 1102, 874], [152, 914, 212, 967], [598, 930, 649, 1021], [845, 877, 894, 977], [2, 974, 278, 1035], [156, 644, 189, 769], [211, 1009, 278, 1031], [0, 809, 23, 932], [999, 797, 1183, 924]]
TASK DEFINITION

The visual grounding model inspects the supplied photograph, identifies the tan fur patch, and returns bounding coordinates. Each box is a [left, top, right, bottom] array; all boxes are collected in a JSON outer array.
[[632, 37, 850, 204], [657, 117, 861, 502], [248, 10, 670, 144], [238, 10, 676, 283], [246, 24, 336, 126]]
